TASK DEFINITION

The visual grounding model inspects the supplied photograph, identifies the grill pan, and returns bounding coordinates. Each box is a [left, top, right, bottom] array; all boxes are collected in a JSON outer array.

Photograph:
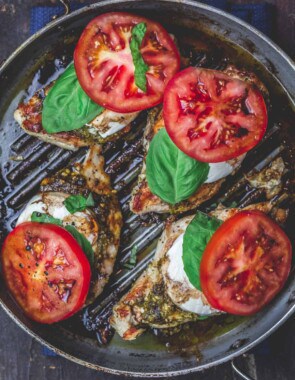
[[0, 0, 294, 377]]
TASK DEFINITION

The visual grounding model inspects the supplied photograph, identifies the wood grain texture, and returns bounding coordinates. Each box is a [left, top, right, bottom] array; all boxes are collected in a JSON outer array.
[[0, 1, 294, 379], [1, 308, 294, 380]]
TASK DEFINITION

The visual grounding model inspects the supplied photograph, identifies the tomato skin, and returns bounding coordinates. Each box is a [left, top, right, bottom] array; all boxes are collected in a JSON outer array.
[[200, 211, 292, 316], [163, 67, 268, 163], [74, 12, 180, 113], [1, 222, 91, 324]]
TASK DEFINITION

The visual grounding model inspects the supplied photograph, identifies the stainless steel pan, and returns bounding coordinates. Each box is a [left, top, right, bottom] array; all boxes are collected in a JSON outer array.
[[0, 0, 294, 377]]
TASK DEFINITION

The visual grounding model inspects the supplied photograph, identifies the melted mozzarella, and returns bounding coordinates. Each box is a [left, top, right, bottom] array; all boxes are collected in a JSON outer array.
[[167, 234, 190, 283], [205, 155, 246, 183], [181, 297, 215, 315], [166, 233, 218, 315], [98, 122, 126, 138], [17, 193, 99, 245], [17, 195, 46, 224], [205, 162, 236, 183], [86, 110, 138, 139]]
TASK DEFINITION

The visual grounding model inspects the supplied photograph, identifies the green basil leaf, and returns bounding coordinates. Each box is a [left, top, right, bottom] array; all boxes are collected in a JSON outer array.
[[64, 194, 95, 214], [85, 193, 95, 207], [31, 212, 63, 226], [124, 245, 138, 270], [183, 212, 222, 290], [198, 315, 209, 320], [123, 263, 134, 270], [42, 63, 104, 134], [65, 225, 94, 268], [130, 23, 149, 92], [146, 129, 209, 204], [129, 245, 138, 264]]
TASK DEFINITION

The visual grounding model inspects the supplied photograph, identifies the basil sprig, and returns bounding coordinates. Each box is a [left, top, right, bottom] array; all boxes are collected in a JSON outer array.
[[124, 245, 138, 270], [30, 212, 95, 268], [182, 212, 222, 290], [42, 63, 104, 134], [64, 194, 95, 214], [130, 23, 149, 92], [31, 212, 63, 226], [65, 225, 94, 268], [146, 129, 209, 204]]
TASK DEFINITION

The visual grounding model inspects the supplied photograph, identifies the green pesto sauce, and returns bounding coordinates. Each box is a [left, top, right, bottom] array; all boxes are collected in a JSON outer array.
[[77, 125, 129, 144]]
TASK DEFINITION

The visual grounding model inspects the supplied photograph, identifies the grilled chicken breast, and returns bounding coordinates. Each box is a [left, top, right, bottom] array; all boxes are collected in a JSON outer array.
[[17, 145, 122, 304], [110, 201, 287, 340], [245, 157, 286, 199], [130, 65, 268, 215], [130, 106, 244, 214], [14, 82, 139, 151]]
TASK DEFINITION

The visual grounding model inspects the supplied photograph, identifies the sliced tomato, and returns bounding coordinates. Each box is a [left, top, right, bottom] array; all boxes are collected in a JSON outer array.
[[163, 67, 267, 162], [74, 12, 180, 113], [200, 211, 292, 315], [1, 222, 91, 324]]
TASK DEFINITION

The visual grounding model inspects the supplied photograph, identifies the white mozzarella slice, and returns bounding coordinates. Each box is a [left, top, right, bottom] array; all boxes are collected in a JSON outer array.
[[166, 234, 190, 284], [181, 297, 215, 315], [205, 161, 236, 183], [97, 121, 127, 138], [86, 109, 138, 139], [205, 154, 246, 183], [17, 195, 46, 225], [17, 192, 99, 245], [46, 201, 71, 220], [165, 232, 218, 315]]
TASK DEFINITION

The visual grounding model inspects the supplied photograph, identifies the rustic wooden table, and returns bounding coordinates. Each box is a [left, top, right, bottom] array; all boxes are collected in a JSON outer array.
[[0, 1, 294, 379]]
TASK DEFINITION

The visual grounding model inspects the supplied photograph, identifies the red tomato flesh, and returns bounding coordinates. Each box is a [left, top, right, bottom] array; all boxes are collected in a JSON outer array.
[[163, 67, 268, 162], [74, 12, 180, 113], [1, 222, 91, 324], [200, 211, 292, 315]]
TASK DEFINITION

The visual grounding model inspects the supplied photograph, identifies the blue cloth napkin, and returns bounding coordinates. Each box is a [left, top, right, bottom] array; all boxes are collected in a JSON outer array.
[[42, 346, 59, 357], [32, 0, 274, 358], [31, 0, 274, 37]]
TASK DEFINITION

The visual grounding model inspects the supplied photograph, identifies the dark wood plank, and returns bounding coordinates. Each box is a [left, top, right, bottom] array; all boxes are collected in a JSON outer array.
[[1, 294, 295, 379], [0, 307, 238, 380], [256, 316, 295, 380]]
